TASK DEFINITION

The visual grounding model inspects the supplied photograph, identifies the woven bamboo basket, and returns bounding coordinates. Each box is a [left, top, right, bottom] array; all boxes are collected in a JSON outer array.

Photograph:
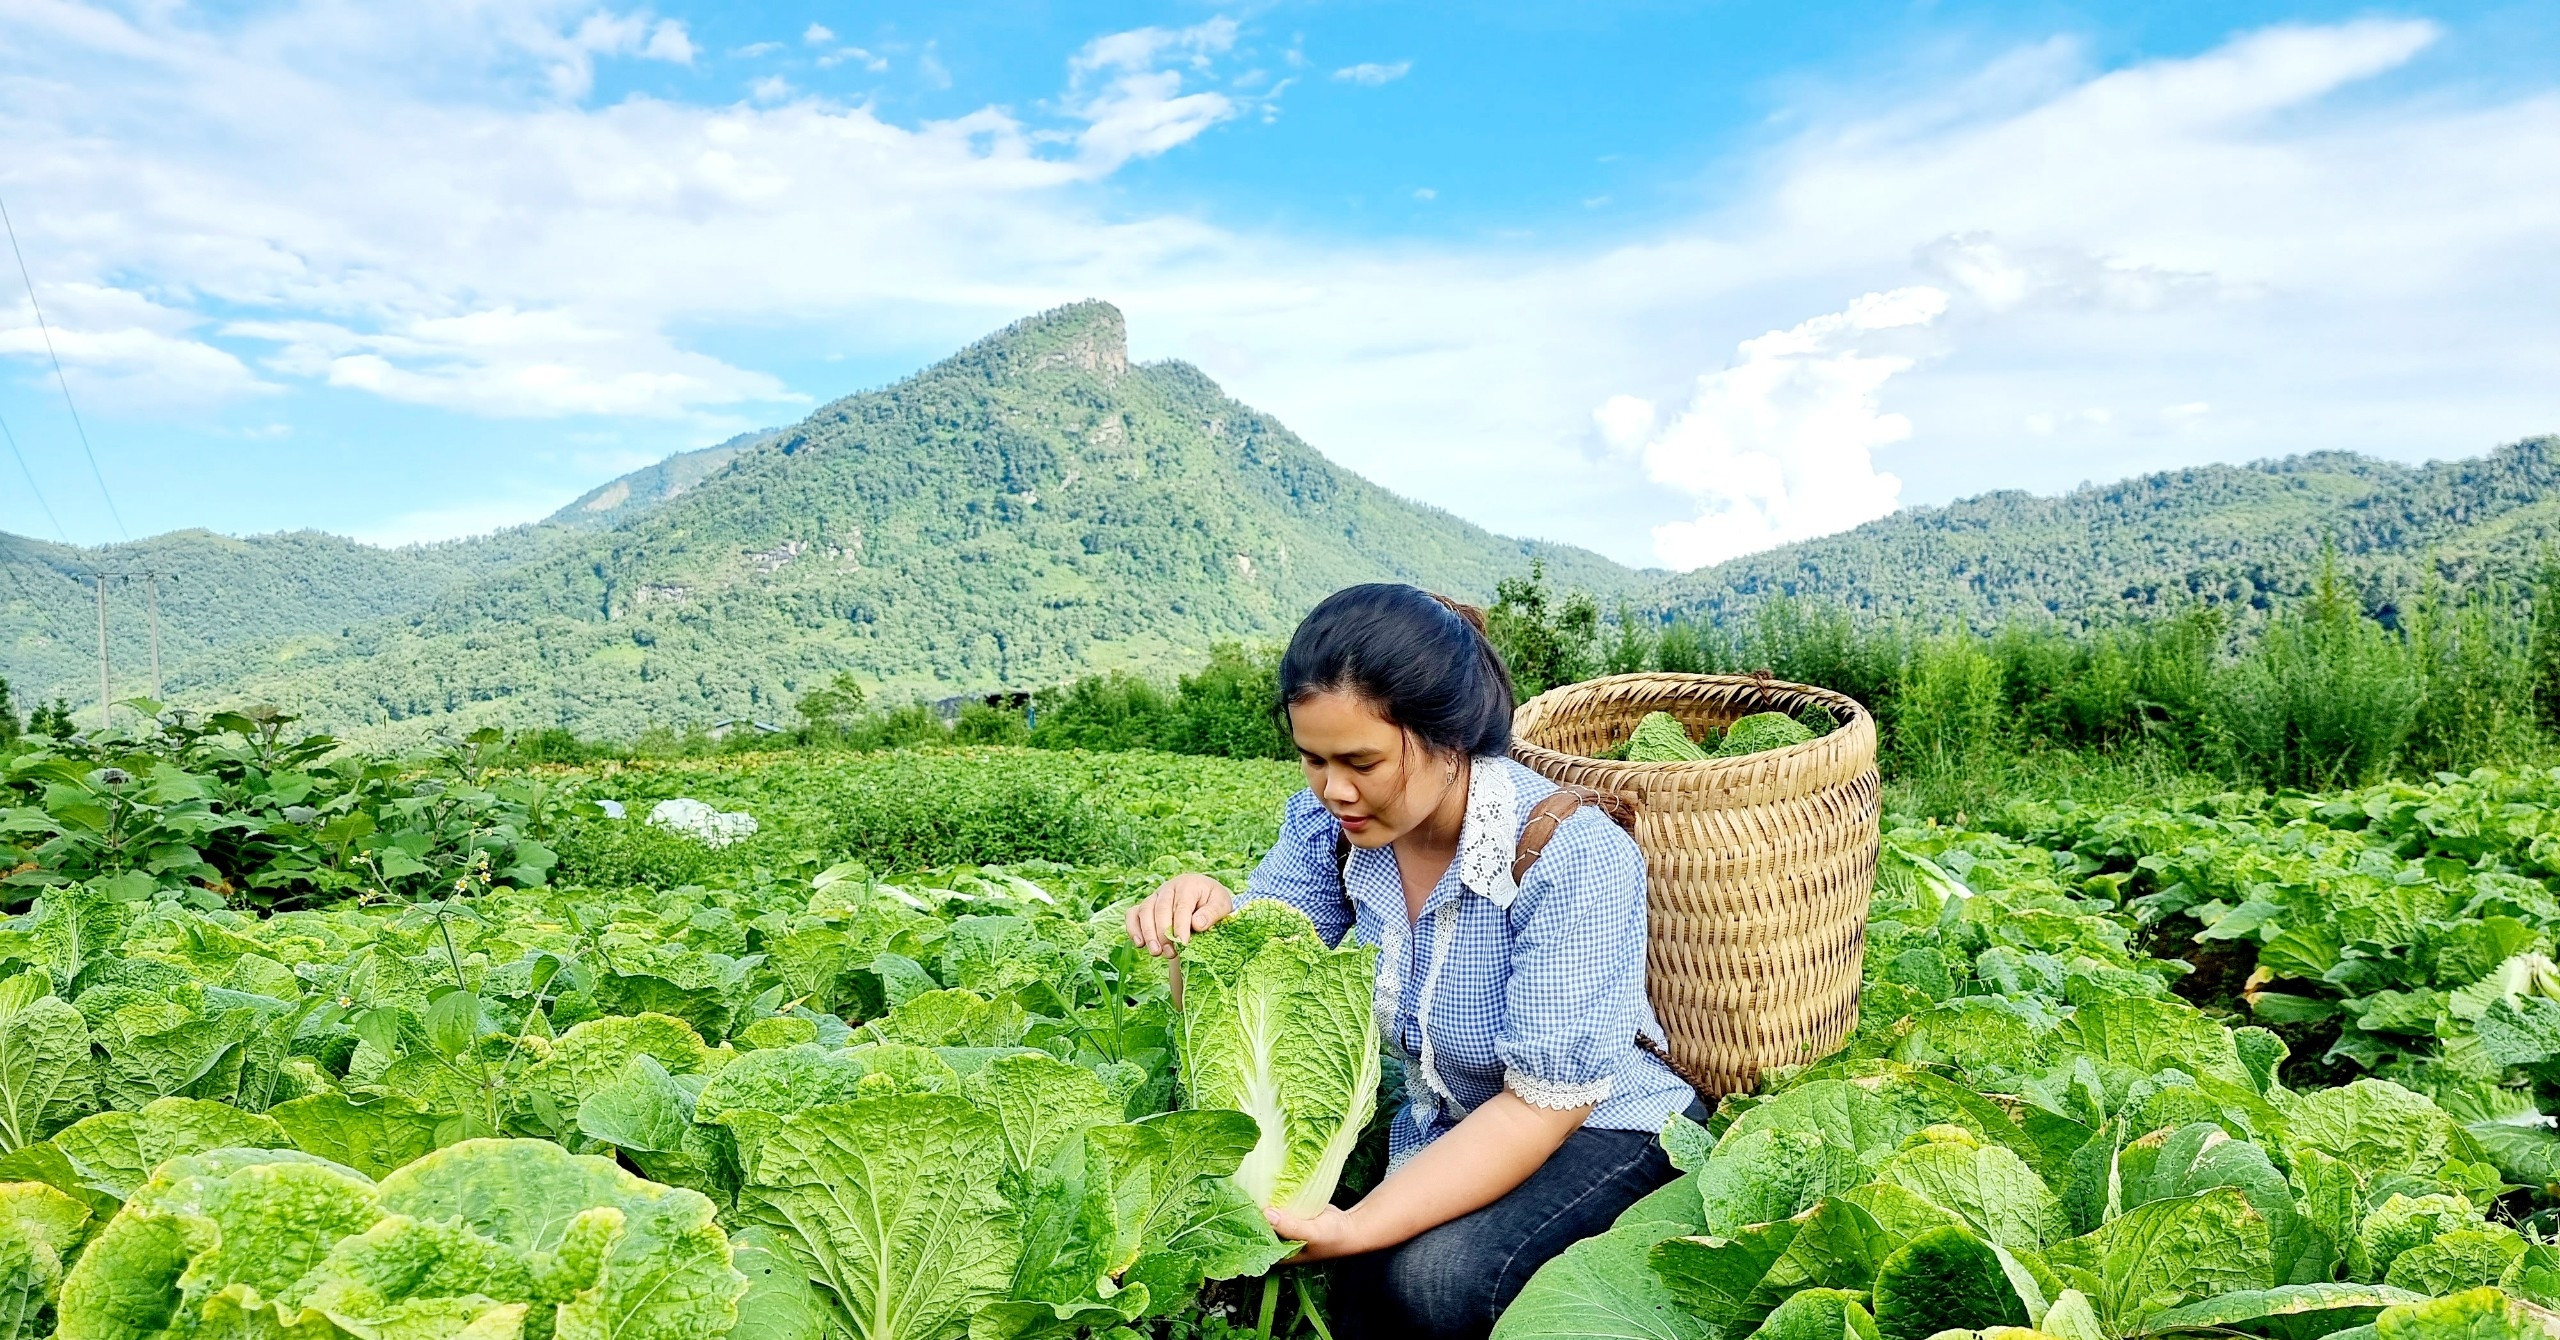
[[1510, 673, 1880, 1096]]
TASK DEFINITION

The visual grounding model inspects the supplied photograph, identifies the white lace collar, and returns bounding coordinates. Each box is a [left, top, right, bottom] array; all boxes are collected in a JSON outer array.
[[1455, 755, 1522, 909]]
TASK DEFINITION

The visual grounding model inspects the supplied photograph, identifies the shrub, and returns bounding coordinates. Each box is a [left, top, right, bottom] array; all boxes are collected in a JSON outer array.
[[1030, 672, 1180, 752], [954, 700, 1031, 745], [1168, 642, 1291, 759], [1893, 635, 2005, 774], [2405, 578, 2539, 771], [2207, 563, 2421, 789], [1487, 560, 1598, 696], [825, 772, 1132, 868]]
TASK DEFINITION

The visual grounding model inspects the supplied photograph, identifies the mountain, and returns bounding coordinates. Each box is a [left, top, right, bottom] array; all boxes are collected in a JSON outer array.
[[547, 430, 779, 530], [9, 297, 2552, 746], [1658, 437, 2560, 629], [13, 302, 1637, 743], [0, 527, 562, 715]]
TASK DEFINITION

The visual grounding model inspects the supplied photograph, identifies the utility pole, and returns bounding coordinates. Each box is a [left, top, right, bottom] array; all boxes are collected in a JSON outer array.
[[93, 573, 109, 729], [145, 572, 162, 699], [89, 569, 174, 728]]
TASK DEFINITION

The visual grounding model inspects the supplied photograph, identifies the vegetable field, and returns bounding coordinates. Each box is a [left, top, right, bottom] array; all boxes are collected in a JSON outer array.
[[11, 713, 2560, 1340]]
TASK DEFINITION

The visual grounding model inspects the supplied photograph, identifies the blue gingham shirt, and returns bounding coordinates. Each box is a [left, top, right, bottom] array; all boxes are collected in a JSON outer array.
[[1241, 755, 1694, 1166]]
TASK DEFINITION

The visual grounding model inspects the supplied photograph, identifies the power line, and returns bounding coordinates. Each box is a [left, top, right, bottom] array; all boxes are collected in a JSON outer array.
[[0, 407, 69, 542], [0, 191, 125, 540]]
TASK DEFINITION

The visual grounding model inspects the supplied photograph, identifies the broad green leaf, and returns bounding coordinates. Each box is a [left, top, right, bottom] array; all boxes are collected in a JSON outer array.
[[0, 973, 92, 1153], [2047, 1187, 2273, 1330], [1756, 1288, 1883, 1340], [2117, 1123, 2324, 1284], [2384, 1227, 2527, 1296], [51, 1096, 291, 1200], [513, 1012, 713, 1126], [2134, 1283, 2429, 1337], [268, 1093, 447, 1180], [966, 1291, 1149, 1340], [727, 1226, 832, 1340], [1093, 1110, 1291, 1313], [268, 1215, 541, 1340], [1617, 1170, 1708, 1234], [1880, 1135, 2068, 1250], [1870, 1225, 2032, 1340], [2053, 997, 2250, 1089], [1719, 1081, 1908, 1169], [958, 1052, 1123, 1179], [1664, 1113, 1716, 1173], [0, 1215, 59, 1340], [376, 1138, 744, 1340], [2374, 1287, 2560, 1340], [58, 1149, 383, 1340], [2358, 1194, 2477, 1282], [1652, 1221, 1799, 1336], [2283, 1080, 2483, 1184], [1493, 1222, 1711, 1340], [579, 1055, 696, 1154], [1700, 1129, 1868, 1234], [742, 1095, 1017, 1340]]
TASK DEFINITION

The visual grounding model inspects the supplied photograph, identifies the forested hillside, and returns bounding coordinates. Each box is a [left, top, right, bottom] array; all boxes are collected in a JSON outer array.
[[1662, 437, 2560, 627], [7, 298, 2557, 745], [62, 302, 1633, 743], [0, 526, 562, 708]]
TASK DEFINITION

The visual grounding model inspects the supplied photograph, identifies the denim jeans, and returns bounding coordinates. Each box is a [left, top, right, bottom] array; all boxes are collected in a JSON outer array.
[[1326, 1117, 1689, 1340]]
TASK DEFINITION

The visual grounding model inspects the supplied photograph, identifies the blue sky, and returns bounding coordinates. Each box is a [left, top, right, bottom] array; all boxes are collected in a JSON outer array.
[[2, 0, 2555, 568]]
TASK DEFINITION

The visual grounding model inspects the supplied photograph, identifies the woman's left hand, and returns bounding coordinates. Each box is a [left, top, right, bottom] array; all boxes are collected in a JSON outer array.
[[1264, 1205, 1370, 1263]]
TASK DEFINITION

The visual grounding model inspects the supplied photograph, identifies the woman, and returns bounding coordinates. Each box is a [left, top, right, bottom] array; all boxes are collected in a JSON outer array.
[[1126, 583, 1697, 1339]]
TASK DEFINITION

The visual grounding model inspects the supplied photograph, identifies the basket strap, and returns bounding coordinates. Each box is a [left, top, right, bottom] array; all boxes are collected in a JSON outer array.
[[1510, 785, 1636, 886]]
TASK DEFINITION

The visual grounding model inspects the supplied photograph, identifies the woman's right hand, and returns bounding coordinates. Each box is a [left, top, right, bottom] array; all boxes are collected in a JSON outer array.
[[1127, 874, 1235, 958]]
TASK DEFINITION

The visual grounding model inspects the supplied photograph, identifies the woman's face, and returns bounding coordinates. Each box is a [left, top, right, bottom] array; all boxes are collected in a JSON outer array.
[[1288, 689, 1459, 848]]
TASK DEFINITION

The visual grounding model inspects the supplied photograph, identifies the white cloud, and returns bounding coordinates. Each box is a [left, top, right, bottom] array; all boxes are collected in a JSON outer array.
[[534, 10, 697, 97], [0, 8, 2551, 555], [1412, 186, 1436, 201], [803, 23, 834, 45], [817, 46, 888, 72], [731, 41, 782, 58], [1333, 60, 1410, 86], [0, 284, 270, 407], [1630, 288, 1947, 569], [227, 309, 797, 418], [1063, 18, 1244, 170], [641, 20, 695, 65], [1592, 395, 1654, 452]]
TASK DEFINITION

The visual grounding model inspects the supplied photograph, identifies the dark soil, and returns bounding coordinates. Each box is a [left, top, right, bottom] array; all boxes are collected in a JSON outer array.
[[2130, 913, 2364, 1090]]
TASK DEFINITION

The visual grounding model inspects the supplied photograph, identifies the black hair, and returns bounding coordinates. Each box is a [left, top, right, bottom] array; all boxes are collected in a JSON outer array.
[[1277, 584, 1516, 758]]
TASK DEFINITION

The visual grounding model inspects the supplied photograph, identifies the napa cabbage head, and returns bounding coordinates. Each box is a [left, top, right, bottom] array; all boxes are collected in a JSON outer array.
[[1177, 900, 1379, 1218]]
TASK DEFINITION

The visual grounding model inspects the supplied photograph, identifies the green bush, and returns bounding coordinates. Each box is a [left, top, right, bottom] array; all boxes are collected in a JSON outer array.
[[2405, 579, 2540, 771], [825, 772, 1134, 868], [1166, 642, 1292, 759], [2207, 564, 2421, 789], [955, 700, 1031, 745], [1030, 672, 1179, 752], [1487, 560, 1598, 697], [1893, 635, 2005, 774]]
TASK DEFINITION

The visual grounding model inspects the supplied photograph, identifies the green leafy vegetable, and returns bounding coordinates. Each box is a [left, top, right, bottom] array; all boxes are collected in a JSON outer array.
[[1175, 901, 1379, 1217]]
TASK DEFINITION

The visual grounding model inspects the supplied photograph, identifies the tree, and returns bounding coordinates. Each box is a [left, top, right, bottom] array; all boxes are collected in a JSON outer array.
[[795, 672, 870, 736], [0, 675, 15, 746], [1598, 602, 1655, 677], [2533, 547, 2560, 736], [1486, 560, 1599, 698], [27, 698, 74, 739], [1170, 642, 1292, 759]]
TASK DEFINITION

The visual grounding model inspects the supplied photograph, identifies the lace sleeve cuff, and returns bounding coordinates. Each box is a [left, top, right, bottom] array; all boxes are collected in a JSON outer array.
[[1505, 1068, 1614, 1111]]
